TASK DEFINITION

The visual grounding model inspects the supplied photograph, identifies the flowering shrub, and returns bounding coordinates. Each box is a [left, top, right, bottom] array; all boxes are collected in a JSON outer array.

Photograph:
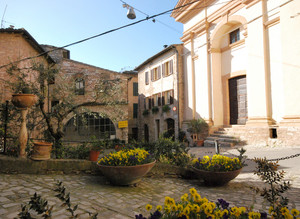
[[137, 188, 300, 219], [192, 154, 243, 172], [97, 148, 154, 166]]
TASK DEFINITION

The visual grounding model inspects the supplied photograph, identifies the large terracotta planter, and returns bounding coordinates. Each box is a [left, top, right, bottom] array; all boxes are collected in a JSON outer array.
[[98, 161, 156, 186], [31, 142, 52, 161], [191, 167, 242, 186], [12, 94, 37, 109]]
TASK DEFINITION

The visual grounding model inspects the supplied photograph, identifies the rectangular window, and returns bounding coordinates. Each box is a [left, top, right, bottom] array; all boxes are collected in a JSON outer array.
[[133, 82, 138, 96], [162, 60, 173, 77], [163, 90, 174, 105], [230, 29, 240, 44], [75, 78, 85, 95], [145, 71, 149, 85], [51, 100, 59, 113], [133, 103, 138, 118], [151, 66, 161, 81]]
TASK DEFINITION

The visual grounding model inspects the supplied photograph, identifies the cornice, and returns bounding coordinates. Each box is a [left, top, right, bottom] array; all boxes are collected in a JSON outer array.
[[220, 39, 245, 52], [264, 16, 280, 28], [180, 0, 243, 43]]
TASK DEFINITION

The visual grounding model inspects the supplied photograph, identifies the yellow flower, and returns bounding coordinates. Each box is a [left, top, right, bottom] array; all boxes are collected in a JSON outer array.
[[177, 204, 184, 212], [291, 209, 300, 216], [145, 204, 152, 211], [269, 206, 274, 214], [181, 193, 188, 202], [164, 206, 171, 214], [194, 193, 201, 202], [156, 205, 162, 212], [171, 204, 178, 212], [183, 206, 190, 215], [281, 207, 290, 216], [189, 188, 197, 196]]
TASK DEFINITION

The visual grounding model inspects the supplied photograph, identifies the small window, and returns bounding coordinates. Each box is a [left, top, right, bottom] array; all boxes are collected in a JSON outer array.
[[153, 93, 161, 107], [51, 100, 59, 113], [145, 72, 149, 85], [230, 29, 240, 44], [133, 103, 138, 118], [162, 60, 173, 77], [163, 90, 174, 105], [75, 78, 85, 95], [151, 66, 161, 81], [133, 82, 138, 96]]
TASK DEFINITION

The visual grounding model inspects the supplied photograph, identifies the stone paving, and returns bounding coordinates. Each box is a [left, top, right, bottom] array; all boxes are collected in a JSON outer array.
[[0, 145, 300, 219]]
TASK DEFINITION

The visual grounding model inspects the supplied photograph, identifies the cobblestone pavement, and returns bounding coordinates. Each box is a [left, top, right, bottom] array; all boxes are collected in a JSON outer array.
[[1, 145, 300, 219]]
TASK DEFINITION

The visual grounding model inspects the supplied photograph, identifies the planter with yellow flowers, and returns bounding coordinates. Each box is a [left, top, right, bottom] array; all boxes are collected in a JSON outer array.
[[191, 150, 246, 186], [97, 148, 155, 186]]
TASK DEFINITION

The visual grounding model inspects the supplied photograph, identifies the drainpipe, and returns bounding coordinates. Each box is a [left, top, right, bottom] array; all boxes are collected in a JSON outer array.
[[172, 45, 181, 138], [190, 32, 196, 119]]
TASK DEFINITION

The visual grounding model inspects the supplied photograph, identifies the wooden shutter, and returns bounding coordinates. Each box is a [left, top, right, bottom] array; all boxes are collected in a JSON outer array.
[[158, 93, 161, 106], [148, 98, 152, 109], [162, 93, 165, 105], [170, 90, 174, 104], [162, 63, 165, 77], [145, 72, 149, 85], [151, 98, 154, 108], [170, 60, 173, 75], [151, 69, 154, 81], [158, 66, 161, 79]]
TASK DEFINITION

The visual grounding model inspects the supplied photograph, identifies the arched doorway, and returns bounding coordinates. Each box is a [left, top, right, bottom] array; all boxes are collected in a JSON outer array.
[[64, 113, 116, 141], [229, 76, 248, 124]]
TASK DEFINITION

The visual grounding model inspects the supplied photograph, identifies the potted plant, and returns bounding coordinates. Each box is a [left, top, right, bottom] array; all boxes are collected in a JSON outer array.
[[187, 118, 208, 146], [191, 149, 246, 185], [11, 86, 37, 109], [143, 109, 149, 116], [151, 106, 159, 114], [88, 137, 104, 161], [97, 148, 156, 186], [162, 105, 171, 113], [31, 141, 53, 160]]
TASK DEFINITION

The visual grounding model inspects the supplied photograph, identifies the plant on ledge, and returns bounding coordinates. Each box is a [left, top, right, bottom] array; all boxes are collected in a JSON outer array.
[[143, 109, 149, 116], [151, 106, 159, 114], [162, 105, 171, 113]]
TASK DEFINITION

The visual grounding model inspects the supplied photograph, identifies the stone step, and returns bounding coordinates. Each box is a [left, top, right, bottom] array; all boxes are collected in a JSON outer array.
[[203, 140, 233, 148]]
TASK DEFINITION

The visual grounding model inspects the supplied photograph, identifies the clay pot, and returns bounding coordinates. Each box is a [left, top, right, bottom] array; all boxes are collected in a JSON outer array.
[[98, 161, 156, 186], [191, 167, 242, 186], [89, 150, 101, 161], [12, 94, 37, 108], [31, 142, 52, 161]]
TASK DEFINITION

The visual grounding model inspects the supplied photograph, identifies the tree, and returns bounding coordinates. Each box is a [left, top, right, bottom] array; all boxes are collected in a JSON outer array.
[[4, 61, 126, 157]]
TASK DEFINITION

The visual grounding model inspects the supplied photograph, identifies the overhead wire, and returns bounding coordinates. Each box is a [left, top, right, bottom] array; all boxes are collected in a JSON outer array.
[[0, 0, 214, 69], [0, 0, 294, 69]]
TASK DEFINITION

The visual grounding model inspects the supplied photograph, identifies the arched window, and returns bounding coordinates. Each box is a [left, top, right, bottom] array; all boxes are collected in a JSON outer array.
[[64, 113, 116, 141], [75, 78, 85, 95]]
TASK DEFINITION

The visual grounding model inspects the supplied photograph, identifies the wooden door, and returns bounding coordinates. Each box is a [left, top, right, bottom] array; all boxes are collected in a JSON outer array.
[[229, 76, 248, 125]]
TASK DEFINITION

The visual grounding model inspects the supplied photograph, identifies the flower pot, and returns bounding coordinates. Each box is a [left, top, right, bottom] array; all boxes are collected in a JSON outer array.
[[12, 94, 37, 109], [196, 140, 204, 146], [89, 150, 101, 161], [98, 161, 156, 186], [191, 167, 242, 186], [31, 142, 52, 161]]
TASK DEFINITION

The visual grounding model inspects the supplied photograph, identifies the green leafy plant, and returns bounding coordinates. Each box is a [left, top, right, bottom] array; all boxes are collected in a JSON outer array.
[[162, 105, 170, 113], [142, 109, 149, 116], [187, 118, 208, 136], [151, 106, 159, 114], [253, 158, 292, 218]]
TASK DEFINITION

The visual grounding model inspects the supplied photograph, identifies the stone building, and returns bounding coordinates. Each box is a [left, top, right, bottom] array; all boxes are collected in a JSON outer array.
[[171, 0, 300, 145], [0, 28, 137, 143], [135, 44, 184, 142]]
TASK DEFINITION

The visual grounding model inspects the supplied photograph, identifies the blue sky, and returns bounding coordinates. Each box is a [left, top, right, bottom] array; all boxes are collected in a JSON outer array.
[[0, 0, 183, 72]]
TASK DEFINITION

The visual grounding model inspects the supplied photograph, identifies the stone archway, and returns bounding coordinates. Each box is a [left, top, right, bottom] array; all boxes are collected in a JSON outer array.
[[210, 15, 248, 126]]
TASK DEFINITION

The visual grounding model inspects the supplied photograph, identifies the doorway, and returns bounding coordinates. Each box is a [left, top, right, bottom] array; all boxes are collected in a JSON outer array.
[[229, 76, 248, 125]]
